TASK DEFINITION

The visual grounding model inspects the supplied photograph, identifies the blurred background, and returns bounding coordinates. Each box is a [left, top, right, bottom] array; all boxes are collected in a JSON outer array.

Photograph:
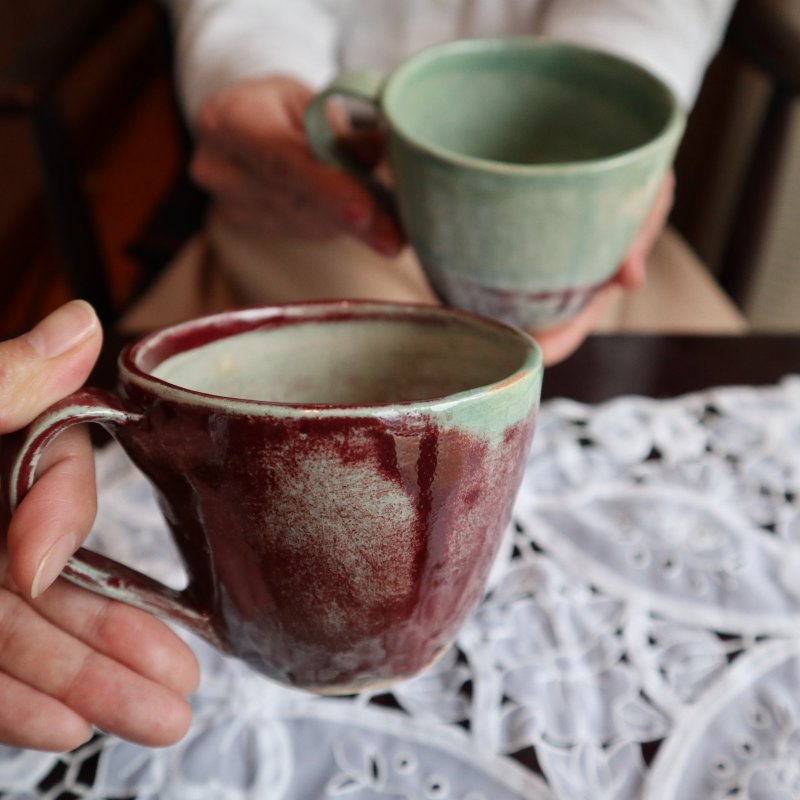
[[0, 0, 798, 338]]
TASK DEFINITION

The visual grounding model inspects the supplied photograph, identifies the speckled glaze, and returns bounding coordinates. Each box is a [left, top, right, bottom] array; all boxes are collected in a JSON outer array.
[[8, 302, 542, 692], [305, 38, 685, 329]]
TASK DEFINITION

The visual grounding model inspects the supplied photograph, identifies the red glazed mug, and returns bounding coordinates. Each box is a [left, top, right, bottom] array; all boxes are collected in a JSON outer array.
[[8, 302, 542, 693]]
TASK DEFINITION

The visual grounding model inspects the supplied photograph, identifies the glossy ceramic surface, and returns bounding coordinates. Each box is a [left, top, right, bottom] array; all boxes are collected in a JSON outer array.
[[306, 38, 685, 329], [8, 302, 543, 692]]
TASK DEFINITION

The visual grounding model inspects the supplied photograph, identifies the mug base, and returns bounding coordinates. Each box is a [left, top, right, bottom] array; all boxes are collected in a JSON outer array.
[[428, 269, 606, 329], [300, 645, 450, 696]]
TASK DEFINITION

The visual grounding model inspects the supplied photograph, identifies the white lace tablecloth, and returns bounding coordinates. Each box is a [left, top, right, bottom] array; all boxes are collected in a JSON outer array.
[[5, 377, 800, 799]]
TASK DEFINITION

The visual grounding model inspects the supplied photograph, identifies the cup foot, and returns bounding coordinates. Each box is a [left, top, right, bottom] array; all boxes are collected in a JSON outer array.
[[299, 645, 450, 696], [429, 269, 606, 329]]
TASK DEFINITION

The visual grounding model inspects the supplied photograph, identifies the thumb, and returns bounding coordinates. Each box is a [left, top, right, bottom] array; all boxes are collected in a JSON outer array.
[[0, 301, 102, 433], [532, 284, 622, 366]]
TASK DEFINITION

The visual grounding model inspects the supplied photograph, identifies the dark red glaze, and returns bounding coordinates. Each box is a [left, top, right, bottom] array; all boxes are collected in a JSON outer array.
[[7, 303, 540, 693], [428, 271, 605, 330], [117, 371, 536, 690]]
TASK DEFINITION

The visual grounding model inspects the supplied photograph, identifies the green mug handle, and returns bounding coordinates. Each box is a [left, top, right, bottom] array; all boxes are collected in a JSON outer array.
[[304, 70, 400, 223]]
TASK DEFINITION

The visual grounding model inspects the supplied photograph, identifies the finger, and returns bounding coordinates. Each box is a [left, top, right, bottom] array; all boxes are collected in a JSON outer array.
[[533, 284, 622, 366], [0, 671, 91, 752], [324, 96, 385, 166], [196, 140, 404, 255], [0, 301, 101, 433], [197, 92, 376, 235], [197, 84, 405, 258], [337, 127, 386, 170], [199, 78, 406, 254], [33, 576, 200, 698], [277, 143, 406, 255], [290, 91, 402, 248], [362, 200, 404, 256], [617, 170, 676, 289], [7, 426, 97, 598], [615, 251, 647, 290], [0, 586, 193, 747], [252, 140, 384, 238], [192, 147, 341, 238]]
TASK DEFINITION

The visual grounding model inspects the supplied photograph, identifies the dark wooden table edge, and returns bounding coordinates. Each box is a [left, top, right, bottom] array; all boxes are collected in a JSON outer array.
[[540, 332, 800, 403]]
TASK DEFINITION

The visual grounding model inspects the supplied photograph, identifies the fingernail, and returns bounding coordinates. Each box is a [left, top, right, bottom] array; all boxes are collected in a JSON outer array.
[[369, 233, 401, 257], [342, 200, 370, 229], [31, 533, 76, 599], [25, 300, 98, 359]]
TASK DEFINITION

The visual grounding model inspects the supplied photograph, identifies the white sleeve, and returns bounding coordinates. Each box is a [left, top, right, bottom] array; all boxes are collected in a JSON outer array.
[[163, 0, 340, 120], [537, 0, 737, 108]]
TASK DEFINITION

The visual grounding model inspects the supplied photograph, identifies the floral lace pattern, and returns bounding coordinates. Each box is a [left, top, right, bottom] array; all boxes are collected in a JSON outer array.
[[4, 377, 800, 799]]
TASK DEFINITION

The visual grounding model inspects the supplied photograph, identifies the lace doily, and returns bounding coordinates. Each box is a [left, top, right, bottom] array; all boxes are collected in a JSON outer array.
[[4, 376, 800, 799]]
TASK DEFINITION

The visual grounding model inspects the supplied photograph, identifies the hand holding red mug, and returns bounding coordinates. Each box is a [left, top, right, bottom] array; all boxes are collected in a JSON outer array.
[[8, 302, 542, 696], [0, 302, 198, 751]]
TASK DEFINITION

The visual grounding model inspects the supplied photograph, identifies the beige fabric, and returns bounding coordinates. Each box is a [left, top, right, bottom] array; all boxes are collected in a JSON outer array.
[[120, 211, 748, 335], [120, 232, 239, 332], [206, 212, 438, 307], [595, 227, 748, 333]]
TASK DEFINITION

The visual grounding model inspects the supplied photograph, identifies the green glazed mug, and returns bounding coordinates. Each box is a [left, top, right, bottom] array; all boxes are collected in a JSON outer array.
[[305, 37, 685, 330]]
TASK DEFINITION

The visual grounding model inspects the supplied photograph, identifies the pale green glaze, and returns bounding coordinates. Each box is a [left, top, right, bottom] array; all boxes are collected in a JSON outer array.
[[305, 38, 685, 329], [144, 303, 542, 443]]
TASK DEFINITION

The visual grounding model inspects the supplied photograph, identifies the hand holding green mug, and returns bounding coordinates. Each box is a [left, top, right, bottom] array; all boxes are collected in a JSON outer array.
[[305, 37, 685, 330]]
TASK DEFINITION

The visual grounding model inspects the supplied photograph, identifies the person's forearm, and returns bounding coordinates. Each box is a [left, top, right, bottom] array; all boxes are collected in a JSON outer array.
[[539, 0, 737, 109], [163, 0, 339, 121]]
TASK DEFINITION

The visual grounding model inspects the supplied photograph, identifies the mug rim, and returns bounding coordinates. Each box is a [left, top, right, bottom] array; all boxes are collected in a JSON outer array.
[[119, 300, 543, 416], [382, 36, 686, 176]]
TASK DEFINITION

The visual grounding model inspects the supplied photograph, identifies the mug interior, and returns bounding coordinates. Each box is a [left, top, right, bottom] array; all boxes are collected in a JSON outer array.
[[132, 304, 535, 406], [385, 39, 677, 165]]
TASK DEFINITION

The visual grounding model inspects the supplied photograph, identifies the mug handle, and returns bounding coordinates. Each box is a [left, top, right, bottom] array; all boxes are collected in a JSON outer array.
[[5, 388, 223, 649], [304, 70, 401, 223]]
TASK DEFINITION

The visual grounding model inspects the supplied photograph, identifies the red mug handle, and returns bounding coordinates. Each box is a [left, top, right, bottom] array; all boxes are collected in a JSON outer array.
[[6, 387, 223, 649]]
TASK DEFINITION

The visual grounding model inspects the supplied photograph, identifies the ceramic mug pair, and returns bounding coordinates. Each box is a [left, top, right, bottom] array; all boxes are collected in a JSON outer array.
[[7, 37, 681, 694], [306, 37, 684, 329]]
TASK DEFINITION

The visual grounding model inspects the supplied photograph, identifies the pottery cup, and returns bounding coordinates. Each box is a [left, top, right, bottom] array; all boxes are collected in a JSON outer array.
[[8, 302, 542, 693], [305, 37, 685, 329]]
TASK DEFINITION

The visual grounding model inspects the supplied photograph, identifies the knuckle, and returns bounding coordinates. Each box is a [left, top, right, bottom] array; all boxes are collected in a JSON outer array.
[[82, 599, 116, 651], [57, 649, 100, 706], [188, 153, 210, 186], [194, 97, 224, 137], [0, 589, 26, 654]]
